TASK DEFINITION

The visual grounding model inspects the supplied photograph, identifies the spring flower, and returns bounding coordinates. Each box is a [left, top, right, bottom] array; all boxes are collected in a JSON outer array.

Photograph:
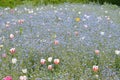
[[84, 14, 90, 19], [84, 25, 88, 28], [78, 11, 81, 14], [54, 59, 60, 65], [12, 58, 17, 64], [100, 32, 105, 36], [10, 48, 16, 54], [40, 59, 46, 65], [19, 76, 27, 80], [48, 57, 52, 62], [3, 76, 12, 80], [48, 65, 53, 70], [10, 34, 14, 39], [75, 17, 80, 22], [93, 65, 99, 72], [0, 45, 3, 50], [18, 19, 24, 24], [22, 69, 27, 73], [95, 74, 99, 78], [0, 45, 4, 48], [95, 50, 100, 55], [54, 40, 59, 45], [75, 31, 79, 36], [115, 50, 120, 55], [2, 53, 7, 58]]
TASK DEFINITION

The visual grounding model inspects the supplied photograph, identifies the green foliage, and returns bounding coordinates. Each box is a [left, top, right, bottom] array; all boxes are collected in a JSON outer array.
[[0, 0, 120, 8]]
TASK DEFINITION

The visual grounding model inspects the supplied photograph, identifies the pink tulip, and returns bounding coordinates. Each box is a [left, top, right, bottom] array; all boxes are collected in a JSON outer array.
[[10, 34, 14, 39], [48, 65, 53, 70], [10, 48, 16, 54], [3, 76, 12, 80], [10, 9, 15, 14], [18, 19, 24, 24], [19, 76, 27, 80], [95, 50, 100, 55], [54, 40, 59, 45], [40, 59, 46, 65], [2, 53, 7, 58], [93, 65, 99, 72], [75, 31, 79, 36], [54, 59, 60, 65], [6, 24, 10, 28]]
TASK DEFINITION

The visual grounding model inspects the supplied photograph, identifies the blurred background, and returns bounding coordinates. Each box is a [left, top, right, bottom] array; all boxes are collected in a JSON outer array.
[[0, 0, 120, 8]]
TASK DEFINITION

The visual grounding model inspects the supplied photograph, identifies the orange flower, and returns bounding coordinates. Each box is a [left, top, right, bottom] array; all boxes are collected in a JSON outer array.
[[75, 17, 80, 22]]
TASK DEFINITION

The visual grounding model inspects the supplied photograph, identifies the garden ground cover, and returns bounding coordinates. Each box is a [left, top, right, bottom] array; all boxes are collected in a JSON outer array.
[[0, 3, 120, 80]]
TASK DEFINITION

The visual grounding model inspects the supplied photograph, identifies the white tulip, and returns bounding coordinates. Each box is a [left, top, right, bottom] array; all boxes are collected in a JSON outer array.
[[115, 50, 120, 55], [12, 58, 17, 64], [48, 57, 52, 62], [22, 69, 27, 73]]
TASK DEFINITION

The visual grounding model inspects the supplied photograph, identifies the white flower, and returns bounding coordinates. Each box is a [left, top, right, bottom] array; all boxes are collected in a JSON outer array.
[[78, 11, 81, 14], [48, 57, 52, 62], [115, 50, 120, 55], [84, 25, 88, 28], [100, 32, 105, 35], [105, 11, 108, 14], [12, 58, 17, 64], [22, 69, 27, 73], [0, 45, 3, 48]]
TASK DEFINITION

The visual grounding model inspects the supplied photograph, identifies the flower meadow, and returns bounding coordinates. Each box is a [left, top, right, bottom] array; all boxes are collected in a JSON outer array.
[[0, 3, 120, 80]]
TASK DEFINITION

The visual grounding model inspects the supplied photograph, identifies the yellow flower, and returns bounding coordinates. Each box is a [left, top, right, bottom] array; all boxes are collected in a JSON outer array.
[[75, 17, 80, 22]]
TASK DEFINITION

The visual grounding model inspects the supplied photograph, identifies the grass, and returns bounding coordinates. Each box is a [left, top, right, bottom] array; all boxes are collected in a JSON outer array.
[[0, 0, 120, 8], [0, 3, 120, 80]]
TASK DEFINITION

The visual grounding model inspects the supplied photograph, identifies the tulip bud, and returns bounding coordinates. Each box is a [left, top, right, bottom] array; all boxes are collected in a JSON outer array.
[[19, 75, 27, 80], [10, 34, 14, 39], [95, 50, 100, 55], [54, 59, 60, 65], [75, 31, 79, 36], [48, 57, 52, 62], [10, 48, 16, 54], [93, 65, 99, 72], [22, 69, 27, 73], [40, 59, 46, 65], [12, 58, 17, 64], [54, 40, 59, 45], [48, 65, 53, 70]]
